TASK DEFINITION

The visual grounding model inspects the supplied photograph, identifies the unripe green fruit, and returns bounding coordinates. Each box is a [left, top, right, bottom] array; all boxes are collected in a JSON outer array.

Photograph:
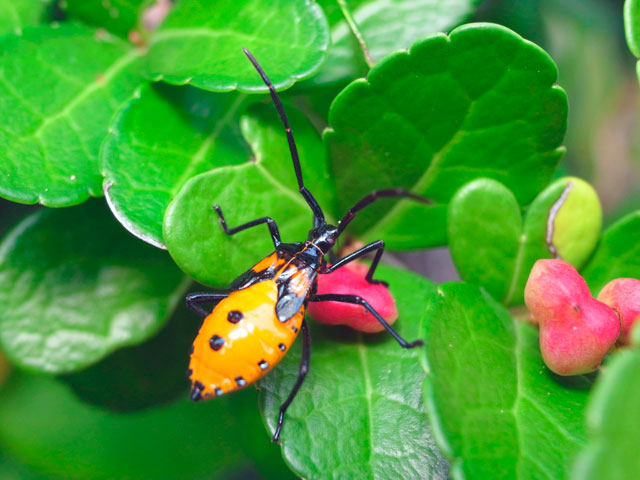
[[533, 176, 602, 267], [548, 177, 601, 262], [525, 259, 620, 375]]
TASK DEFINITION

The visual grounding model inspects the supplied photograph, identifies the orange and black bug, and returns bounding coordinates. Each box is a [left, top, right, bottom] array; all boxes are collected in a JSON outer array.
[[186, 48, 429, 442]]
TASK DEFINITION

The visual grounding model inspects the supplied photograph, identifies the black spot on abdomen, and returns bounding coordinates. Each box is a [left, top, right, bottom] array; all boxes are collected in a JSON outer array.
[[209, 335, 225, 351], [190, 381, 205, 402], [227, 310, 244, 324]]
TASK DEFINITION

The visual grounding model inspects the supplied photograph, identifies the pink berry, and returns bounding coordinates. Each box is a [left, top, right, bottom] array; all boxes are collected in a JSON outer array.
[[524, 259, 620, 375], [308, 262, 398, 333], [597, 278, 640, 345]]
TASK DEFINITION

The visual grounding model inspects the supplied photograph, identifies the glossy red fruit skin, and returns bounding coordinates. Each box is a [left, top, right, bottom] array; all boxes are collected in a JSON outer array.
[[598, 278, 640, 345], [525, 259, 620, 375], [307, 262, 398, 333]]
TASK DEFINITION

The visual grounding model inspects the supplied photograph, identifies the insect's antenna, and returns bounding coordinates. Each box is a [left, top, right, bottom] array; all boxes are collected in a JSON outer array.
[[243, 48, 325, 226], [337, 189, 431, 236]]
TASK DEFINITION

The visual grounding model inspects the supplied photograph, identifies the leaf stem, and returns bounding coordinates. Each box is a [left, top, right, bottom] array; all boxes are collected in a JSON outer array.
[[336, 0, 374, 68]]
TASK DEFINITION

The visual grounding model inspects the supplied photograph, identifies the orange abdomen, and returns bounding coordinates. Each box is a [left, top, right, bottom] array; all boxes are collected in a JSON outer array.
[[188, 280, 303, 400]]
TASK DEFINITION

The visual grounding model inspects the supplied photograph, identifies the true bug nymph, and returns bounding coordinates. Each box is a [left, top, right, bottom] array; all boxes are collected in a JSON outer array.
[[186, 48, 429, 443]]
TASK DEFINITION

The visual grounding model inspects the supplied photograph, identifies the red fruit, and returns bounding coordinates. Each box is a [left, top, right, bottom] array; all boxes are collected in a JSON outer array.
[[597, 278, 640, 345], [308, 262, 398, 333], [524, 259, 620, 375]]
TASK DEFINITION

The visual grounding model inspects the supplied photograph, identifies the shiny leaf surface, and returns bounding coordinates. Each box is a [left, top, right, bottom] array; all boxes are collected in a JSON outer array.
[[572, 348, 640, 480], [0, 201, 188, 373], [101, 84, 251, 248], [259, 264, 449, 480], [447, 178, 522, 302], [314, 0, 481, 85], [0, 25, 142, 206], [164, 102, 334, 286], [422, 282, 590, 479], [325, 23, 567, 249], [146, 0, 330, 92]]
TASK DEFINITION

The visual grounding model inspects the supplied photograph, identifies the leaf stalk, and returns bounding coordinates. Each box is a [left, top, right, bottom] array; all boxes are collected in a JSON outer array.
[[336, 0, 375, 68]]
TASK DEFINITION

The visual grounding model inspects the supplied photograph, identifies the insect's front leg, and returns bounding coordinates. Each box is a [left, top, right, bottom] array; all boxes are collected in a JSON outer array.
[[310, 293, 423, 349], [213, 205, 281, 248], [323, 240, 387, 286]]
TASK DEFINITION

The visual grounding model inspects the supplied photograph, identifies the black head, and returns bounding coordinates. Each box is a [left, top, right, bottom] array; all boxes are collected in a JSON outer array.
[[308, 223, 338, 255]]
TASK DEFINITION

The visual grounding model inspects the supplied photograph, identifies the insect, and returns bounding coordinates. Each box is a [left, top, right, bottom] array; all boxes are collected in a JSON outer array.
[[186, 48, 429, 443]]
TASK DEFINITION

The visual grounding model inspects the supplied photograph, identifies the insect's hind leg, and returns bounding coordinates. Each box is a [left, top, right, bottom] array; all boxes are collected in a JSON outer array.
[[186, 292, 229, 318], [310, 294, 423, 349], [213, 205, 281, 248], [272, 319, 311, 443], [324, 240, 387, 286]]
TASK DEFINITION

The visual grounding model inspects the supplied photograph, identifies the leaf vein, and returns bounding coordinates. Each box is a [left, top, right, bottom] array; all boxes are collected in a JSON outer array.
[[357, 335, 375, 478], [30, 48, 140, 139]]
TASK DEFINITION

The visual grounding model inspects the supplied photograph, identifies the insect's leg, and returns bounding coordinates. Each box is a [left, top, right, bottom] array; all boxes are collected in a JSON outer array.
[[213, 205, 281, 248], [272, 319, 311, 443], [324, 240, 386, 286], [186, 292, 229, 318], [310, 294, 423, 349]]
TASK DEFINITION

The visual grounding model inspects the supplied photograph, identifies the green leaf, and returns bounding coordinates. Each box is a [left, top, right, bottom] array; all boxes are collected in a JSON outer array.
[[449, 176, 602, 305], [422, 282, 590, 479], [0, 25, 142, 206], [0, 373, 261, 480], [62, 0, 153, 38], [324, 23, 567, 249], [0, 0, 52, 34], [145, 0, 330, 92], [581, 211, 640, 294], [259, 264, 449, 479], [60, 298, 202, 412], [101, 83, 251, 248], [164, 102, 335, 286], [572, 348, 640, 480], [625, 0, 640, 78], [0, 200, 188, 374], [313, 0, 481, 85], [241, 103, 337, 217], [448, 178, 522, 302]]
